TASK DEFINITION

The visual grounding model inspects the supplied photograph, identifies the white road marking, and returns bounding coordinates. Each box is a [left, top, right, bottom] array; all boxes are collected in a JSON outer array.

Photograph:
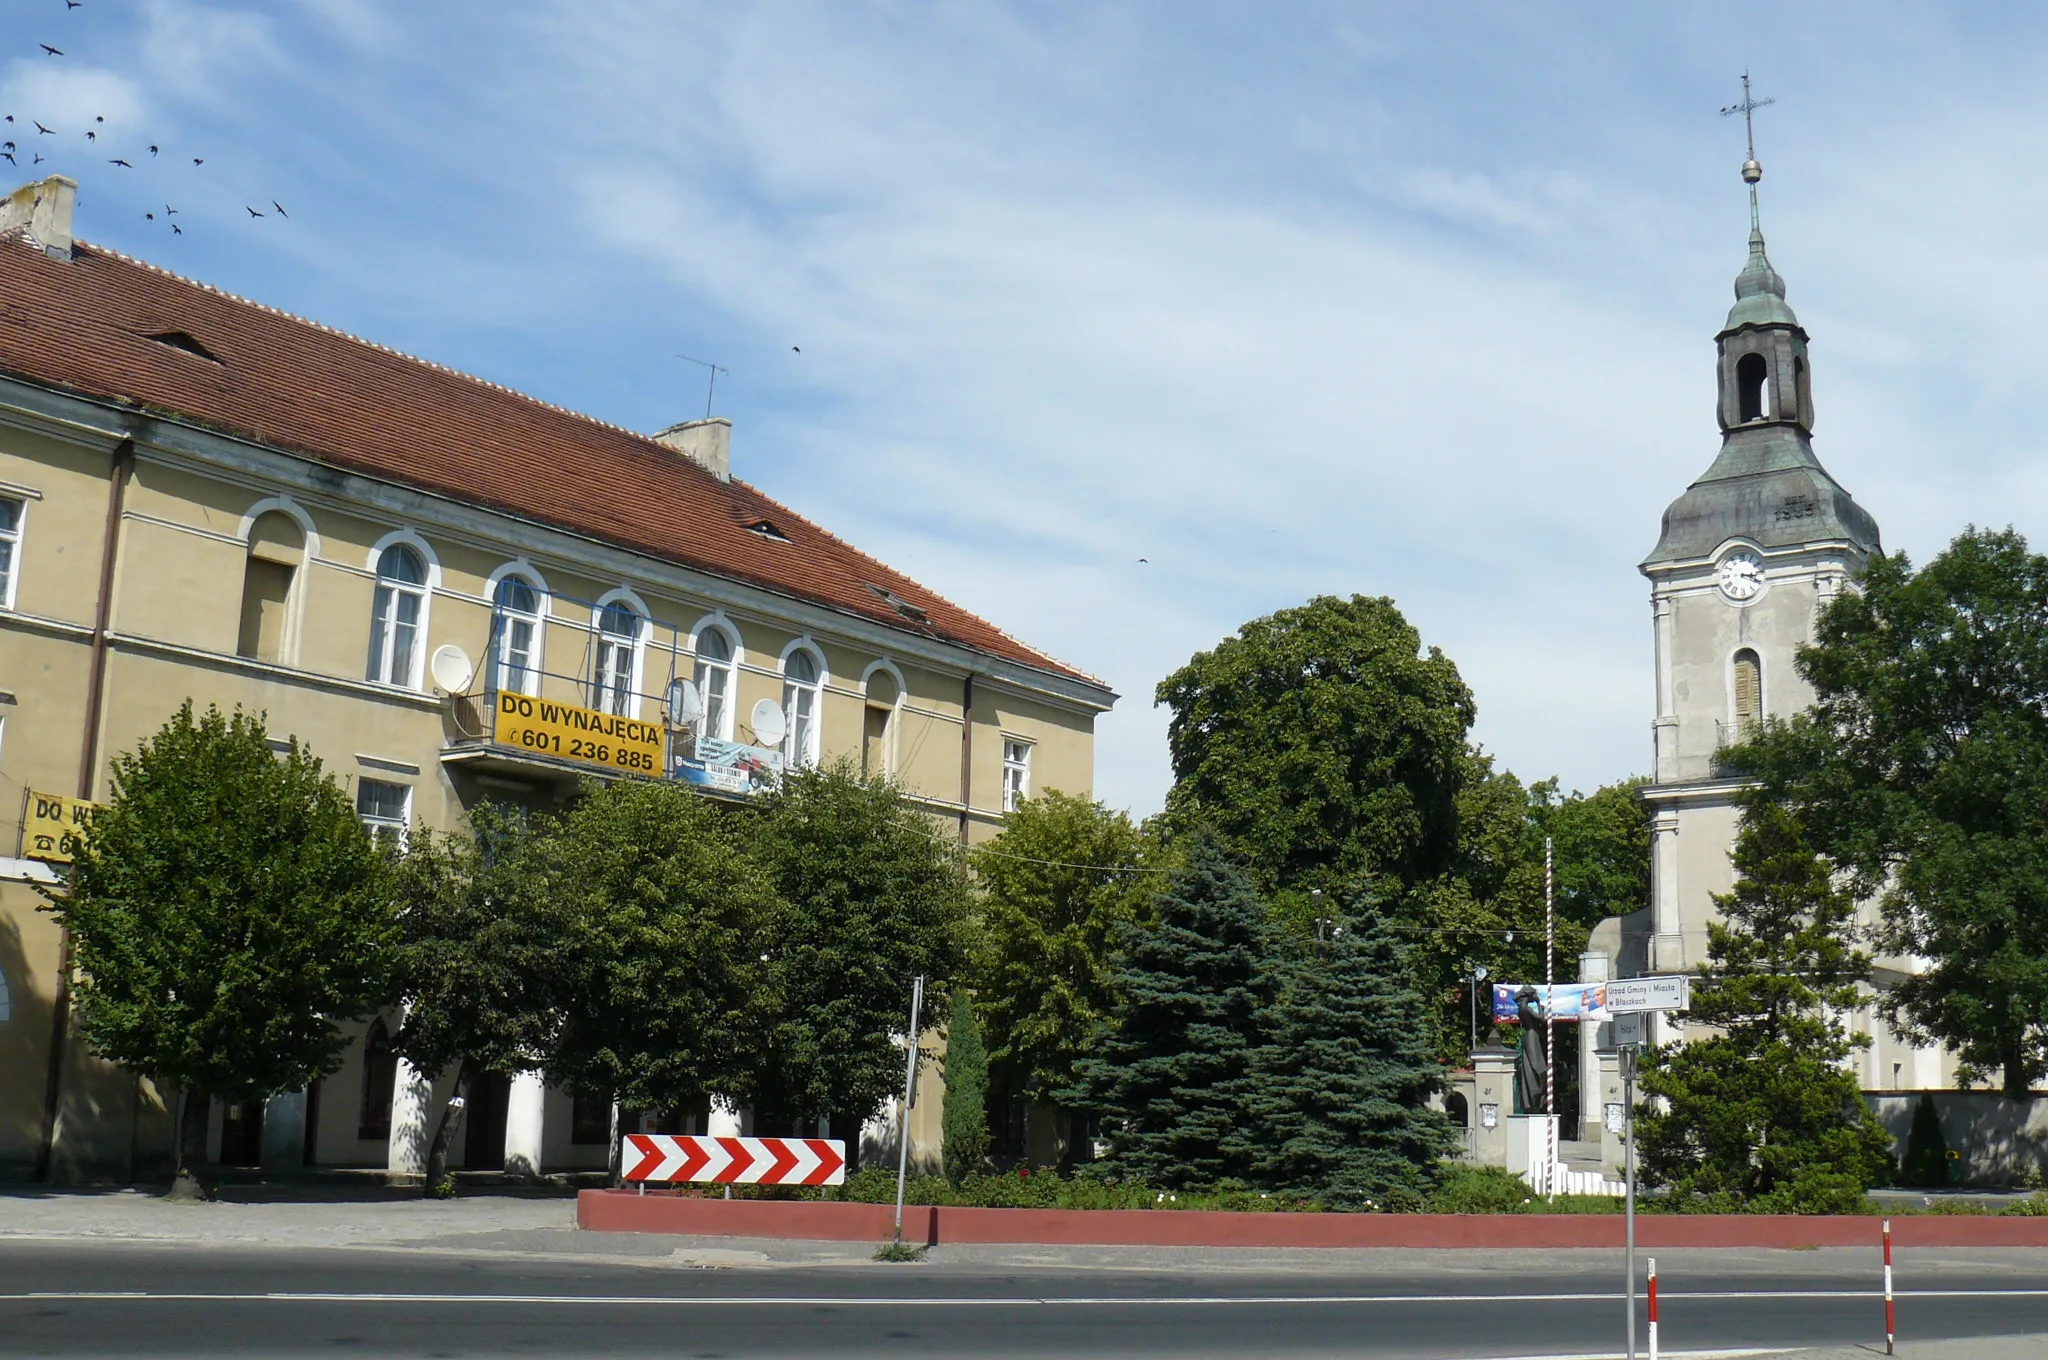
[[5, 1287, 2047, 1305]]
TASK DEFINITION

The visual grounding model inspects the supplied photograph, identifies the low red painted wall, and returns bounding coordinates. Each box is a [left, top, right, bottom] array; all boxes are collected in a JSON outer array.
[[575, 1191, 2048, 1249]]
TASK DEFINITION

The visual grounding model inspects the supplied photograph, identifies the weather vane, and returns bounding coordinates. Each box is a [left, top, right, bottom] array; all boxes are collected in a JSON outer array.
[[676, 354, 729, 421], [1720, 71, 1775, 227]]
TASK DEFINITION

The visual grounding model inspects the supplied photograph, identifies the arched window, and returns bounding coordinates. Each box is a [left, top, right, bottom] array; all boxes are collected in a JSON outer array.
[[367, 543, 426, 686], [1737, 352, 1769, 422], [592, 600, 642, 716], [782, 647, 822, 769], [1733, 648, 1763, 734], [237, 510, 304, 664], [862, 668, 899, 778], [358, 1017, 397, 1140], [692, 625, 736, 742], [492, 575, 544, 696]]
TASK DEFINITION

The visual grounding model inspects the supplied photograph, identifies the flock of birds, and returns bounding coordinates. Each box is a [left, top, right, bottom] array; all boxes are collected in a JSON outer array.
[[11, 7, 290, 241]]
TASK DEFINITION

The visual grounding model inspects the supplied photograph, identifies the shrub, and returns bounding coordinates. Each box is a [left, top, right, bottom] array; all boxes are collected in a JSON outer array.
[[1429, 1166, 1537, 1215], [2001, 1192, 2048, 1217]]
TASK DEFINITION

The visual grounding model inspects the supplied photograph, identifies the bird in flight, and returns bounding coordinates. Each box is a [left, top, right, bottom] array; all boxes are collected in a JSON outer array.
[[39, 44, 62, 57], [94, 115, 102, 123], [172, 224, 182, 235], [164, 204, 177, 215], [32, 153, 43, 164], [148, 145, 157, 157], [34, 122, 52, 135], [144, 212, 153, 220], [792, 346, 801, 353], [2, 141, 12, 151], [67, 0, 82, 9], [191, 157, 203, 165], [83, 130, 94, 141], [271, 200, 287, 217], [245, 205, 263, 217], [108, 158, 131, 168], [0, 152, 13, 167]]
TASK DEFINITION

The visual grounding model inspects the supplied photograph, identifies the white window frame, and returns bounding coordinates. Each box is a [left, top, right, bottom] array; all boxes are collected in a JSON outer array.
[[590, 590, 648, 718], [0, 495, 23, 611], [356, 778, 412, 847], [364, 532, 437, 689], [1002, 738, 1032, 812], [780, 641, 825, 769], [691, 621, 739, 743], [490, 571, 547, 697]]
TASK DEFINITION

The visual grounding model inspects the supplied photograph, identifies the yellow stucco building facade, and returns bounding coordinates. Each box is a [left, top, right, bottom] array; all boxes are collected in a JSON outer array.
[[0, 176, 1112, 1181]]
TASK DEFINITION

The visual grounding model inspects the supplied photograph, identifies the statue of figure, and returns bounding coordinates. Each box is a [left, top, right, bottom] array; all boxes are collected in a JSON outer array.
[[1515, 985, 1548, 1114]]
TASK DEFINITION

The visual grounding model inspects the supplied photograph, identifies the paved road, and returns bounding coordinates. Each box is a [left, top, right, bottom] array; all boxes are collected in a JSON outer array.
[[4, 1238, 2048, 1358]]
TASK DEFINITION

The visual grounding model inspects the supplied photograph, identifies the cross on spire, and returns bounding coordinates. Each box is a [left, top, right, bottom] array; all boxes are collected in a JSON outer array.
[[1720, 71, 1775, 231]]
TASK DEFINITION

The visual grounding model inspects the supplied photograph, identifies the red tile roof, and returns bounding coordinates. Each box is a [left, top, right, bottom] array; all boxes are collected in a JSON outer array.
[[0, 235, 1102, 691]]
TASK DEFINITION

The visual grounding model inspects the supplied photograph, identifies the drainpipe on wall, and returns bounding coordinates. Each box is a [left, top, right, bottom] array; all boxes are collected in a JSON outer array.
[[37, 438, 132, 1181], [957, 673, 974, 847]]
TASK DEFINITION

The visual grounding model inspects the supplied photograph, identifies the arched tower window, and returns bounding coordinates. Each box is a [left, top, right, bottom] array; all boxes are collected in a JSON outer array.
[[782, 647, 822, 769], [492, 575, 544, 696], [238, 510, 304, 664], [692, 625, 736, 742], [367, 543, 426, 687], [1733, 648, 1763, 735], [1737, 352, 1769, 422], [592, 600, 643, 716]]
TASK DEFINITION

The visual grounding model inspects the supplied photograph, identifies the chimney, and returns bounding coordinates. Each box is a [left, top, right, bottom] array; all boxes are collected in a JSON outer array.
[[0, 176, 78, 259], [653, 416, 732, 483]]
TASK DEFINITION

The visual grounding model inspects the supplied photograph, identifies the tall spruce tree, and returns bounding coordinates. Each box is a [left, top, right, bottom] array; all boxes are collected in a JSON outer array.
[[1231, 902, 1456, 1208], [1069, 830, 1268, 1189], [942, 990, 991, 1184], [1636, 799, 1896, 1212]]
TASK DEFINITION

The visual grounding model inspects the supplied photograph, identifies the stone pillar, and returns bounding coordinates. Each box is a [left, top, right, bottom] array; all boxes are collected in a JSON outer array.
[[386, 1058, 431, 1179], [1651, 806, 1684, 973], [259, 1090, 306, 1171], [1469, 1043, 1514, 1168], [1506, 1114, 1560, 1194], [502, 1071, 547, 1179], [706, 1097, 743, 1139], [1577, 949, 1610, 1143]]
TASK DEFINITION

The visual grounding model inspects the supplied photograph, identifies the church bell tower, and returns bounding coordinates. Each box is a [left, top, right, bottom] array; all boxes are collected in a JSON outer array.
[[1638, 99, 1881, 973]]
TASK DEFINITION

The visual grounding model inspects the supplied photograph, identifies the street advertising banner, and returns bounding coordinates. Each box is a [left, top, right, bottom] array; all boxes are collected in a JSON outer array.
[[1491, 981, 1611, 1024], [490, 691, 663, 775], [673, 735, 784, 797], [20, 789, 99, 864]]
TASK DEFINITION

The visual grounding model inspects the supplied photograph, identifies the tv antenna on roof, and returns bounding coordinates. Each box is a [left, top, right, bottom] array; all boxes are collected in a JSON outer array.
[[676, 354, 729, 420]]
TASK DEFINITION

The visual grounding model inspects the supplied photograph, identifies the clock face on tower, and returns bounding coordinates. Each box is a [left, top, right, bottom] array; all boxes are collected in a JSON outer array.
[[1717, 549, 1765, 601]]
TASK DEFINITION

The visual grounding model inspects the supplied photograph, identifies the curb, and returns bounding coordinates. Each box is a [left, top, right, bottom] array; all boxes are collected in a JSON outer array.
[[575, 1192, 2048, 1248]]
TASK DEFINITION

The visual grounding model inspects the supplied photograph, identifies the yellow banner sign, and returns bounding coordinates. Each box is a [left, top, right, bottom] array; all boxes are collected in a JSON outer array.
[[491, 691, 663, 775], [22, 790, 99, 863]]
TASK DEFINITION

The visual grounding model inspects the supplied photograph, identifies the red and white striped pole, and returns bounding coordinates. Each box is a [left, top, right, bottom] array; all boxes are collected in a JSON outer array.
[[1883, 1218, 1894, 1355], [1646, 1256, 1659, 1360]]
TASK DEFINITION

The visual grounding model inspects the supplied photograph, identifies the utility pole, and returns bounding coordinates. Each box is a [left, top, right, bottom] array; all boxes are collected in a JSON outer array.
[[1544, 836, 1556, 1194]]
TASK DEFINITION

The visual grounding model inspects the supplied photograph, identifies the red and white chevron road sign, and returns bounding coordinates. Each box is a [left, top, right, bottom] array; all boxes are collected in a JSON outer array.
[[620, 1134, 846, 1186]]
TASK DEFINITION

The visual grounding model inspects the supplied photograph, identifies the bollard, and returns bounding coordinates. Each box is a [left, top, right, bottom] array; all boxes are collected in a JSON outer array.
[[1647, 1256, 1659, 1360], [1883, 1218, 1894, 1356]]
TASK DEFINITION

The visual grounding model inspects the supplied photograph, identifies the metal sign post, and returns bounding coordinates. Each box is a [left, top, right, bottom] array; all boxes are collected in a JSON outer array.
[[891, 974, 925, 1245], [1610, 983, 1686, 1360], [1621, 1036, 1640, 1360]]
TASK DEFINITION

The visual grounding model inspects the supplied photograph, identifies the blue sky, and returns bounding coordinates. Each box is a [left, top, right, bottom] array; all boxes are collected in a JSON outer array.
[[5, 2, 2047, 815]]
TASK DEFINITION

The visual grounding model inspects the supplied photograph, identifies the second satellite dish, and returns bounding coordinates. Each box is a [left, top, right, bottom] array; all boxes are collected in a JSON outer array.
[[667, 679, 704, 728], [429, 645, 475, 694], [750, 698, 787, 749]]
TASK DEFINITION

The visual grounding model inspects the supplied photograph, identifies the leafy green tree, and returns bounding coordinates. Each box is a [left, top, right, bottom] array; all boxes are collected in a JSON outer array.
[[1231, 901, 1457, 1208], [38, 703, 395, 1190], [1069, 830, 1270, 1189], [1636, 800, 1895, 1212], [740, 763, 971, 1138], [1156, 595, 1475, 898], [539, 779, 778, 1144], [390, 805, 568, 1193], [973, 791, 1160, 1113], [1729, 528, 2048, 1097], [941, 990, 991, 1184]]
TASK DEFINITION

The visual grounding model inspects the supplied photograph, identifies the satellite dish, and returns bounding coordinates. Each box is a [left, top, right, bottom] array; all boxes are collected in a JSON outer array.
[[667, 679, 704, 728], [430, 645, 475, 694], [750, 698, 786, 749]]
